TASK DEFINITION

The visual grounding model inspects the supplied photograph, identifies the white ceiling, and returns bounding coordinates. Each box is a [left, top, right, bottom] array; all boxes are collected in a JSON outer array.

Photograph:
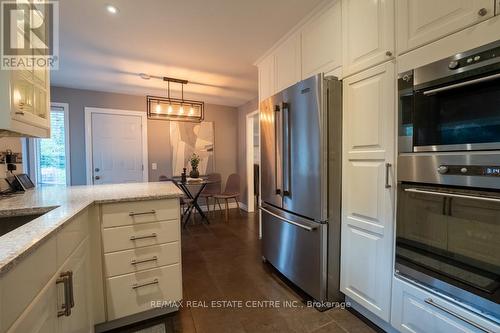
[[52, 0, 323, 107]]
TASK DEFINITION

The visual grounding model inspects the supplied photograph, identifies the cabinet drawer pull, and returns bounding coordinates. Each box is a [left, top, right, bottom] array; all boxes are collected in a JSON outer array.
[[130, 233, 157, 241], [56, 271, 72, 317], [424, 298, 493, 333], [15, 111, 25, 115], [385, 163, 392, 188], [131, 256, 158, 265], [132, 278, 159, 290], [129, 210, 156, 217]]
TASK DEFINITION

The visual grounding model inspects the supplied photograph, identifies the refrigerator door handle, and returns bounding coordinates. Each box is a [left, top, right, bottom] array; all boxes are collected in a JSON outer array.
[[260, 206, 318, 231], [282, 102, 291, 197], [274, 105, 282, 195]]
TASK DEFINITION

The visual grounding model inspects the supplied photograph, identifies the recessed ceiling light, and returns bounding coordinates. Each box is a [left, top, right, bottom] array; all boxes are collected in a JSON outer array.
[[106, 5, 119, 15]]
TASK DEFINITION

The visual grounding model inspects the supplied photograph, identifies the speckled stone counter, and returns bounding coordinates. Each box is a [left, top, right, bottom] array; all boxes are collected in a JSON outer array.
[[0, 182, 183, 276]]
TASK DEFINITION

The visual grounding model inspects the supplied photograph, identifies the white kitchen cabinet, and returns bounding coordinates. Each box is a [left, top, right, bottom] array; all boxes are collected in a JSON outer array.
[[275, 33, 301, 92], [342, 0, 394, 77], [396, 0, 495, 54], [391, 277, 500, 333], [0, 0, 51, 138], [100, 199, 182, 322], [301, 0, 342, 79], [5, 273, 58, 333], [258, 54, 275, 102], [6, 239, 92, 333], [341, 61, 395, 322], [57, 238, 93, 333]]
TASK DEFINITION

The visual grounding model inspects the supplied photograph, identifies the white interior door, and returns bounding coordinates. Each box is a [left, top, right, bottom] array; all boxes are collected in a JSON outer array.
[[91, 112, 144, 184]]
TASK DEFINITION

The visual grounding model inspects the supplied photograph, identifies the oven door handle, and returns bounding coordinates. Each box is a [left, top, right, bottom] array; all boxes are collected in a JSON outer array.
[[424, 298, 494, 333], [423, 72, 500, 95], [404, 188, 500, 203]]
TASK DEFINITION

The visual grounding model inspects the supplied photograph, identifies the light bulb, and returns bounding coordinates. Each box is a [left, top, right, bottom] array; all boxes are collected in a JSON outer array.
[[189, 106, 194, 115], [179, 105, 184, 114], [13, 90, 21, 104], [167, 105, 173, 113], [155, 102, 161, 113]]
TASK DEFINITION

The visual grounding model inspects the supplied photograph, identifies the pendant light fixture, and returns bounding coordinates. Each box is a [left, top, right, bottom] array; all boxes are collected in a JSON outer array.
[[147, 76, 204, 122]]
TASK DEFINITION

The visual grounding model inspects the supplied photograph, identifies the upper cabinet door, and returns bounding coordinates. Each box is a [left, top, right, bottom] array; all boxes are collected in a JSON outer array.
[[301, 0, 342, 79], [258, 55, 276, 102], [275, 34, 301, 92], [396, 0, 495, 54], [342, 0, 395, 77]]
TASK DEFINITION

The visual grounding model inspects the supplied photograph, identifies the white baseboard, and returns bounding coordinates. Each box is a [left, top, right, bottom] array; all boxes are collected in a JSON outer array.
[[239, 202, 249, 212]]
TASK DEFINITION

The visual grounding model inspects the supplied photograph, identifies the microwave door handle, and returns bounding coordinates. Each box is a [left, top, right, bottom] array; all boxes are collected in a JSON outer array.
[[282, 102, 291, 197], [404, 188, 500, 203], [423, 72, 500, 95]]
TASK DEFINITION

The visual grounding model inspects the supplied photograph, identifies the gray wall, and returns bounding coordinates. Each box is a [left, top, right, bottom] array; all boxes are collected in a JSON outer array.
[[237, 98, 259, 206], [51, 86, 238, 188]]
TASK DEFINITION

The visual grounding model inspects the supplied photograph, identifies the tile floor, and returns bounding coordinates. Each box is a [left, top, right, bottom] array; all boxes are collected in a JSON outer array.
[[171, 209, 378, 333]]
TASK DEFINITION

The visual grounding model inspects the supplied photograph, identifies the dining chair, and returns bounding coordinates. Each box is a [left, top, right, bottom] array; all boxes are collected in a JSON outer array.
[[199, 173, 221, 214], [213, 173, 240, 220]]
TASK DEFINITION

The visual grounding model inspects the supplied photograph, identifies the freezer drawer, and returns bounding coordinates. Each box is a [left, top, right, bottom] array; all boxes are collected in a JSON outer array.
[[261, 207, 327, 301]]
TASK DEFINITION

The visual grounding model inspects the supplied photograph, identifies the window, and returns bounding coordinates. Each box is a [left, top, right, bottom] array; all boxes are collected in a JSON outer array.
[[29, 103, 70, 186]]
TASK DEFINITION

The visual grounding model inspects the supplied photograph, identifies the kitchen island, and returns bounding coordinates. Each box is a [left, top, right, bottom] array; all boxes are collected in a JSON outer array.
[[0, 182, 183, 333]]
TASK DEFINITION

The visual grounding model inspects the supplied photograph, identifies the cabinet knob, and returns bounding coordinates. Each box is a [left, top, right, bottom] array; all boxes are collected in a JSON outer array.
[[95, 176, 101, 180], [478, 8, 487, 16], [385, 51, 393, 57]]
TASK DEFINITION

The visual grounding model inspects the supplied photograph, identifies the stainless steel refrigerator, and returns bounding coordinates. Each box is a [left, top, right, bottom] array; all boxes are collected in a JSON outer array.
[[260, 74, 342, 302]]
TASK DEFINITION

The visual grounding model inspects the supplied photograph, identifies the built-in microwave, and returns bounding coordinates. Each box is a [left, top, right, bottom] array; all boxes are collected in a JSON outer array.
[[399, 39, 500, 153]]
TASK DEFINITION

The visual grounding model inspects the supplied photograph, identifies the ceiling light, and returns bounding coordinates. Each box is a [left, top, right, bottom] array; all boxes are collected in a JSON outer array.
[[106, 5, 119, 14], [146, 76, 204, 122]]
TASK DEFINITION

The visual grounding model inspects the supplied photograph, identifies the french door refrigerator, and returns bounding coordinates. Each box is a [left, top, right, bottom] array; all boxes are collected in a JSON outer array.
[[260, 74, 342, 302]]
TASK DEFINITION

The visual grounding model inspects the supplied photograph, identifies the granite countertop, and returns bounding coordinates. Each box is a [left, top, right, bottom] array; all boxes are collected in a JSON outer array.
[[0, 182, 183, 276]]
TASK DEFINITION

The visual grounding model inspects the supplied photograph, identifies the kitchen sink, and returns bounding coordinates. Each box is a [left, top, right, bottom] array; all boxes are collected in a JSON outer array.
[[0, 208, 56, 237]]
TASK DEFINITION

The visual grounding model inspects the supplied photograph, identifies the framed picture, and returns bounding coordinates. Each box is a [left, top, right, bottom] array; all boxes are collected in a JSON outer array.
[[170, 121, 215, 176]]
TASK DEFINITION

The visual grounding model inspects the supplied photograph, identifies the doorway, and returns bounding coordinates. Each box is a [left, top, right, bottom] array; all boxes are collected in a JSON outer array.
[[246, 110, 260, 212], [84, 107, 148, 185]]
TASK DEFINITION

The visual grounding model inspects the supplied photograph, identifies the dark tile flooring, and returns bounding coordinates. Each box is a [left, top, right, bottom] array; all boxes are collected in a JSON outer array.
[[172, 210, 377, 333]]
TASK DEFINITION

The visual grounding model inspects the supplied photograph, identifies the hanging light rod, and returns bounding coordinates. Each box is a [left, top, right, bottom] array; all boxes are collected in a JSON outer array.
[[162, 76, 188, 84], [139, 73, 188, 84]]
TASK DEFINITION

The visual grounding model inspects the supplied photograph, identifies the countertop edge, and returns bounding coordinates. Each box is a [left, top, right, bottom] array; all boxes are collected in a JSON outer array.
[[0, 187, 183, 277]]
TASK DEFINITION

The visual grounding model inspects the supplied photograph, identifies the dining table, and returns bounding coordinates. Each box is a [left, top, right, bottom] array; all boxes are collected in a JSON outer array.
[[172, 178, 214, 228]]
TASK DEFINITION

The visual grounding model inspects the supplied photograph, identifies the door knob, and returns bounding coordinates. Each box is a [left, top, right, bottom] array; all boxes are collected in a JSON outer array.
[[478, 8, 487, 16], [95, 176, 101, 180]]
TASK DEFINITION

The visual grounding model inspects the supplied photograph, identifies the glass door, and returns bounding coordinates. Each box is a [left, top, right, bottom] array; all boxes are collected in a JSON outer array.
[[396, 184, 500, 307], [413, 69, 500, 151], [29, 105, 70, 185]]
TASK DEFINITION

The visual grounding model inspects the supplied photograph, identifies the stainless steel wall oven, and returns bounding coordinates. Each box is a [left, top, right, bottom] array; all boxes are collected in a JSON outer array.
[[397, 40, 500, 323]]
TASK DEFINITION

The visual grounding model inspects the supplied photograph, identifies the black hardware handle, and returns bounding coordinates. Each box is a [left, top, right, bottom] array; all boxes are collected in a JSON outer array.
[[282, 102, 291, 197], [129, 210, 156, 217], [274, 104, 282, 196]]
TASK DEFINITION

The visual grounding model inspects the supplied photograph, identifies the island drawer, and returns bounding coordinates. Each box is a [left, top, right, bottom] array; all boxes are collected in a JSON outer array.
[[104, 242, 180, 277], [102, 219, 179, 253], [105, 264, 182, 320], [101, 199, 179, 228]]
